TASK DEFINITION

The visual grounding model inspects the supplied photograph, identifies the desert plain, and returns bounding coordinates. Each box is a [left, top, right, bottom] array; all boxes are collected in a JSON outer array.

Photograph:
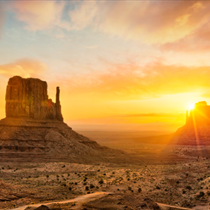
[[1, 130, 210, 210]]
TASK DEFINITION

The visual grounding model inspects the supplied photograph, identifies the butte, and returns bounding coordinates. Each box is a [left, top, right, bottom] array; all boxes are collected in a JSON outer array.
[[0, 76, 127, 163], [172, 101, 210, 145]]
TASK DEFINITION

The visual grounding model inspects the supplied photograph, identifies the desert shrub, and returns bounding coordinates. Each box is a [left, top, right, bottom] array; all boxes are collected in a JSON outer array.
[[186, 186, 192, 190], [207, 191, 210, 196], [128, 186, 132, 191], [176, 181, 180, 184], [196, 191, 205, 198], [62, 165, 65, 168], [138, 188, 142, 192], [182, 190, 186, 194], [99, 179, 104, 184], [112, 172, 115, 174], [181, 200, 194, 208], [68, 173, 70, 176], [85, 186, 89, 191], [156, 186, 160, 190], [90, 184, 95, 188], [75, 182, 77, 185], [46, 175, 49, 178], [83, 182, 87, 185], [69, 187, 72, 191], [103, 173, 106, 176], [61, 183, 66, 187]]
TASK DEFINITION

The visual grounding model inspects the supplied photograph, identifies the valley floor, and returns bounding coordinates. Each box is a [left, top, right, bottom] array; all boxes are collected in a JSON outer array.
[[1, 156, 210, 210]]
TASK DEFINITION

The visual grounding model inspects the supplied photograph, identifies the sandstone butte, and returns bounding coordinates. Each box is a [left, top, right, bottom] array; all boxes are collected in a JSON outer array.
[[172, 101, 210, 145], [0, 76, 130, 163]]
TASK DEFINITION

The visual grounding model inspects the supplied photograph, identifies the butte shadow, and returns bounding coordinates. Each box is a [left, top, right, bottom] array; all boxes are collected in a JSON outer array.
[[0, 76, 133, 164]]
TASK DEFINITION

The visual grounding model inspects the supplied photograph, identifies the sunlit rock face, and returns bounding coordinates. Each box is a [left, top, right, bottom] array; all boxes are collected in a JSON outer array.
[[6, 76, 63, 121], [172, 101, 210, 145]]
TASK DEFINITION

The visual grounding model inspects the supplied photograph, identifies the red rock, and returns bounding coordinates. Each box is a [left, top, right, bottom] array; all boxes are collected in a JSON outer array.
[[5, 76, 63, 121]]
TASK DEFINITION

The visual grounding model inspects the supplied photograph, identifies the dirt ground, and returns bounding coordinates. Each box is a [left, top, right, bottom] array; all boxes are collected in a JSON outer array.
[[1, 131, 210, 210], [1, 153, 210, 210]]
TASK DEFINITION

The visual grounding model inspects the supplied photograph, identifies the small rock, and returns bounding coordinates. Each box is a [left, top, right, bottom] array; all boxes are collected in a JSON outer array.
[[34, 205, 50, 210]]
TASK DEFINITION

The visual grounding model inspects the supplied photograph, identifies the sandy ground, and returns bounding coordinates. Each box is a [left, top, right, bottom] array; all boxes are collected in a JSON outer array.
[[1, 157, 210, 210], [1, 131, 210, 210]]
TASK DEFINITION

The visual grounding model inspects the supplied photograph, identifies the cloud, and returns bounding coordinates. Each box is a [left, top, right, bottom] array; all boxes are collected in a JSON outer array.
[[68, 0, 210, 44], [56, 59, 210, 101], [160, 21, 210, 52], [69, 1, 97, 30], [10, 0, 210, 45], [0, 59, 48, 78], [13, 1, 65, 31], [117, 113, 176, 118]]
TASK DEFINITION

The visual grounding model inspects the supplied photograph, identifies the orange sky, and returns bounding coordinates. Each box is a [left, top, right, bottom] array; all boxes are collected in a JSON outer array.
[[1, 1, 210, 132]]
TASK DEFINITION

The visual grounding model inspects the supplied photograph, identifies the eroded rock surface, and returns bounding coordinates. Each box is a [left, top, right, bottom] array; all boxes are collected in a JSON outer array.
[[6, 76, 63, 121], [0, 76, 128, 163]]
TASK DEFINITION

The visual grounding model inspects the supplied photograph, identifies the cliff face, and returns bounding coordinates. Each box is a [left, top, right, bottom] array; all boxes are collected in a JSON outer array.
[[6, 76, 63, 121]]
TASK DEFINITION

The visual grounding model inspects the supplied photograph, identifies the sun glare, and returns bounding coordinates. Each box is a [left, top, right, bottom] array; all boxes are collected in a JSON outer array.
[[188, 103, 195, 110]]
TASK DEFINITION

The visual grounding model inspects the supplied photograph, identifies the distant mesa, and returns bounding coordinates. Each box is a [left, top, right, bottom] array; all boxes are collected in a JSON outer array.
[[172, 101, 210, 145], [0, 76, 127, 163]]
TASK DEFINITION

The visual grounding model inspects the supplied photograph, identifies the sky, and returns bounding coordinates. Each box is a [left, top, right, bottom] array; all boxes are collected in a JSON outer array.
[[1, 0, 210, 132]]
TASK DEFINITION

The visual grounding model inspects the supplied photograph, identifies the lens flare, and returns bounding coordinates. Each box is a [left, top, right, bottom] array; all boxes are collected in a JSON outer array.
[[188, 103, 195, 110]]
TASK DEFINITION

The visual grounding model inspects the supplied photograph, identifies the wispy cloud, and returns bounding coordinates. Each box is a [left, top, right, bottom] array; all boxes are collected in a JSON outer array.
[[67, 1, 210, 44], [160, 21, 210, 52], [13, 1, 65, 31], [116, 113, 176, 118], [0, 59, 48, 78], [54, 59, 210, 101]]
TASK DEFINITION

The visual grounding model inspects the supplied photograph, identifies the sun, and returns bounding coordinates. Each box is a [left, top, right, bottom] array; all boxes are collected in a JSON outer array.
[[188, 103, 195, 110]]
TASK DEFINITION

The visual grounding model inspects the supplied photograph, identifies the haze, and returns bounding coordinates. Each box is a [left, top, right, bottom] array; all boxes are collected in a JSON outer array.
[[1, 0, 210, 132]]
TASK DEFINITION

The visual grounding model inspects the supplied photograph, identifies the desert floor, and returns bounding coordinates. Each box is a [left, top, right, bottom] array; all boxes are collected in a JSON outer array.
[[1, 130, 210, 210]]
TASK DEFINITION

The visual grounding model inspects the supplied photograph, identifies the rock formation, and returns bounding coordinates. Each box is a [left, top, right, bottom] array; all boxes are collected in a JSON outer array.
[[172, 101, 210, 145], [6, 76, 63, 121], [0, 76, 129, 163]]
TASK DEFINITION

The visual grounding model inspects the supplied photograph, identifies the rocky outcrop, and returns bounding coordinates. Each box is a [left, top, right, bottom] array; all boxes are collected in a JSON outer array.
[[6, 76, 63, 121], [0, 76, 129, 163]]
